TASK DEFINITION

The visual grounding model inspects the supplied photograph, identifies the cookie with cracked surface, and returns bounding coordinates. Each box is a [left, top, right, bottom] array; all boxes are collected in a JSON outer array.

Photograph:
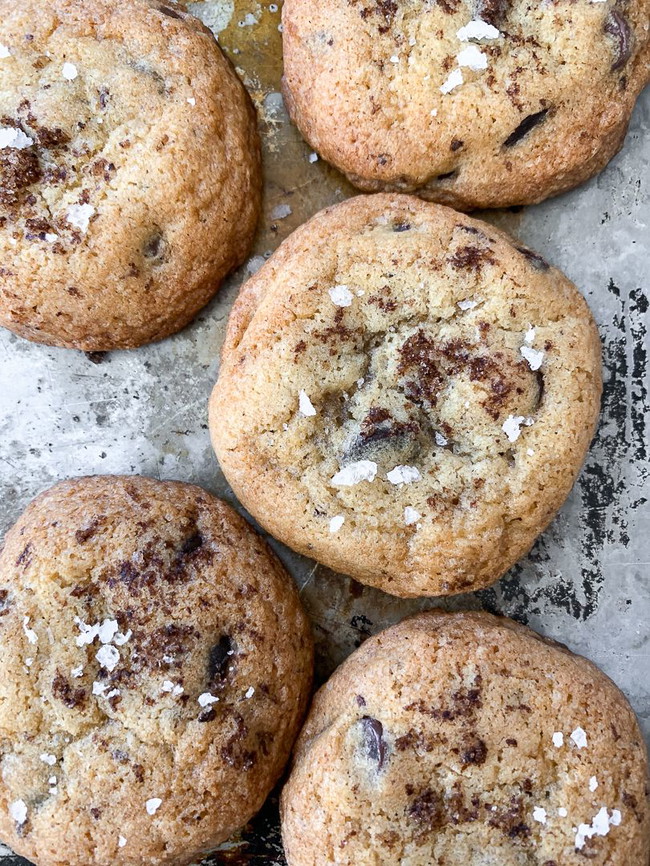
[[281, 610, 650, 866], [0, 0, 261, 350], [209, 194, 601, 598], [0, 476, 312, 866], [281, 0, 650, 209]]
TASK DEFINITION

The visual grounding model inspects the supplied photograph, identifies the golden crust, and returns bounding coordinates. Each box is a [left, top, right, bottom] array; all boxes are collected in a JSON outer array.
[[0, 0, 261, 350], [281, 610, 650, 866], [211, 194, 602, 597], [0, 475, 313, 866]]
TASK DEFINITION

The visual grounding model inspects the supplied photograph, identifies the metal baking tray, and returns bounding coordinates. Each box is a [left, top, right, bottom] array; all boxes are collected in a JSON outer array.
[[0, 1, 648, 862]]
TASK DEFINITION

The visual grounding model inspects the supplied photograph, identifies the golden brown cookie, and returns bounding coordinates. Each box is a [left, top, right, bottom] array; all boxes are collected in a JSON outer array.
[[0, 0, 261, 350], [0, 475, 313, 866], [210, 194, 602, 598], [281, 610, 650, 866], [282, 0, 650, 209]]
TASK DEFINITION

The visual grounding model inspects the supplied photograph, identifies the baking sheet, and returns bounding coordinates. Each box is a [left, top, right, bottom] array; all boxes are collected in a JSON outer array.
[[0, 1, 648, 863]]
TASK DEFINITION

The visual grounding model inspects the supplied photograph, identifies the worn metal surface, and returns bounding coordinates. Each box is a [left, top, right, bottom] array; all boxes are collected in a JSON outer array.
[[0, 1, 648, 863]]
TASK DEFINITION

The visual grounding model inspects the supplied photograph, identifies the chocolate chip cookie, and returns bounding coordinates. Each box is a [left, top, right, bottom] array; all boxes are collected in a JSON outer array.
[[282, 0, 650, 209], [0, 0, 261, 350], [0, 476, 312, 866], [281, 611, 650, 866], [210, 194, 602, 598]]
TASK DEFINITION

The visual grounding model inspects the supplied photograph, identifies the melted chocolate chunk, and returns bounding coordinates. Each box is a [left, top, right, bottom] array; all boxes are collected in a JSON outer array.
[[515, 245, 550, 271], [449, 245, 496, 270], [407, 789, 445, 832], [0, 589, 10, 616], [143, 230, 166, 260], [461, 737, 488, 765], [0, 145, 41, 207], [157, 4, 183, 18], [208, 635, 235, 686], [478, 0, 510, 26], [360, 716, 386, 769], [52, 672, 87, 708], [180, 532, 203, 556], [503, 109, 549, 147], [393, 222, 411, 232], [605, 11, 632, 71], [198, 707, 216, 723]]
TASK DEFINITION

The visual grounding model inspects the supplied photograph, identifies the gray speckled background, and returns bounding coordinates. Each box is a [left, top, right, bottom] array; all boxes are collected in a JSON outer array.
[[0, 1, 648, 863]]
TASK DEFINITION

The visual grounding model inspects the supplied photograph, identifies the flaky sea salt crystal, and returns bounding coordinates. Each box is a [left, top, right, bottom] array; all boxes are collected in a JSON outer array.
[[331, 461, 377, 486], [387, 465, 421, 486], [298, 390, 317, 417]]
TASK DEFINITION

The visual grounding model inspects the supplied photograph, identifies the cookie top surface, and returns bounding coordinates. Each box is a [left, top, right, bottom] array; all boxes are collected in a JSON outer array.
[[0, 0, 261, 350], [0, 476, 313, 866], [210, 194, 602, 598], [282, 0, 650, 209], [281, 611, 650, 866]]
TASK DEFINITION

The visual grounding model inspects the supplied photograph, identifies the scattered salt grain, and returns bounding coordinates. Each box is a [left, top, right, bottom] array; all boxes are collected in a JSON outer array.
[[298, 390, 317, 417], [390, 55, 399, 63], [331, 461, 378, 486], [387, 465, 421, 486], [187, 97, 196, 106], [96, 644, 120, 672], [457, 45, 488, 70], [71, 665, 84, 678], [524, 326, 536, 344], [533, 806, 547, 824], [198, 692, 220, 707], [114, 630, 132, 646], [435, 431, 448, 447], [271, 203, 292, 220], [62, 62, 78, 81], [328, 285, 354, 307], [308, 152, 319, 163], [575, 807, 621, 849], [0, 44, 11, 59], [502, 415, 534, 443], [329, 515, 345, 533], [458, 298, 478, 310], [40, 754, 56, 766], [552, 732, 564, 747], [45, 233, 58, 243], [558, 807, 568, 817], [66, 204, 95, 233], [570, 727, 588, 749], [146, 798, 162, 816], [9, 800, 27, 825], [457, 19, 501, 41], [440, 68, 463, 94], [404, 506, 421, 526], [521, 345, 544, 371], [118, 836, 127, 848], [92, 681, 108, 695], [589, 776, 598, 792], [22, 617, 38, 645], [245, 686, 255, 699]]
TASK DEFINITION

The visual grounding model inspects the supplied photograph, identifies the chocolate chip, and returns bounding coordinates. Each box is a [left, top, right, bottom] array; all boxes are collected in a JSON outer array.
[[208, 636, 235, 685], [393, 222, 411, 232], [0, 145, 41, 207], [142, 230, 166, 261], [605, 11, 632, 71], [52, 671, 87, 709], [157, 4, 183, 18], [450, 138, 464, 151], [461, 737, 487, 765], [0, 589, 10, 616], [355, 695, 367, 707], [407, 789, 444, 831], [359, 716, 386, 769], [198, 707, 216, 723], [503, 109, 549, 147], [180, 533, 203, 556], [477, 0, 509, 26], [515, 245, 550, 271]]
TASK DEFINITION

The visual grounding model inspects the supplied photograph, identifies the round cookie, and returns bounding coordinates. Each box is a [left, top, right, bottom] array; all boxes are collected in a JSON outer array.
[[281, 610, 650, 866], [210, 194, 602, 598], [0, 0, 261, 350], [282, 0, 650, 210], [0, 476, 313, 866]]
